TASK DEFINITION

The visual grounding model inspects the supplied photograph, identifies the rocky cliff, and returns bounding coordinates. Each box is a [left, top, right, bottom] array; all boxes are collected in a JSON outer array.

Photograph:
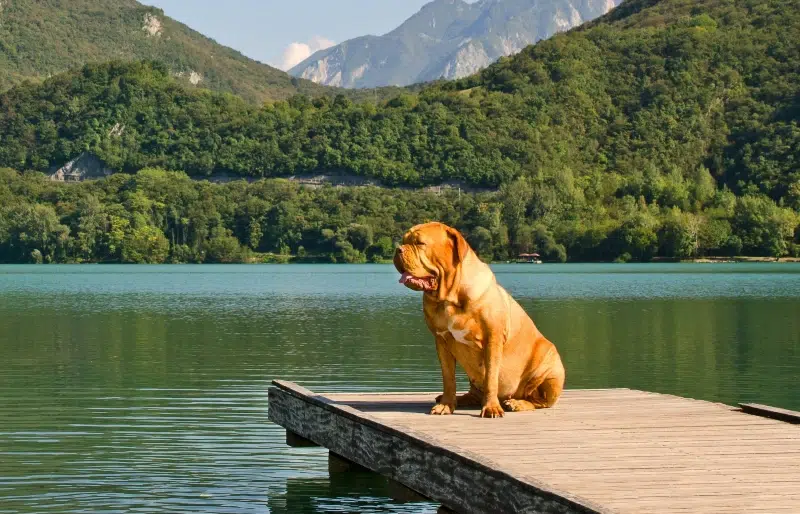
[[290, 0, 622, 88]]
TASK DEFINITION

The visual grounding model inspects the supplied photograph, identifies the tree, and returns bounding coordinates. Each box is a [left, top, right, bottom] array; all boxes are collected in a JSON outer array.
[[533, 225, 567, 263], [121, 225, 169, 264], [608, 212, 659, 262], [499, 177, 533, 251], [689, 166, 717, 209], [366, 236, 394, 263], [72, 194, 107, 262], [468, 226, 494, 261], [0, 203, 70, 263], [105, 215, 130, 262], [248, 217, 264, 251], [204, 227, 245, 263], [346, 224, 374, 253], [733, 195, 797, 257], [787, 181, 800, 211], [659, 210, 702, 259], [698, 218, 732, 256], [514, 224, 536, 255]]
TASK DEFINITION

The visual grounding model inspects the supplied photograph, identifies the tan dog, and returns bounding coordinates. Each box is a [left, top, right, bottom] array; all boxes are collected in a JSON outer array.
[[394, 222, 565, 418]]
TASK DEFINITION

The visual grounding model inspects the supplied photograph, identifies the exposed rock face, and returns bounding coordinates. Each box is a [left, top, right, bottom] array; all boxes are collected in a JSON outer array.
[[142, 13, 163, 37], [175, 69, 204, 85], [50, 153, 114, 182], [290, 0, 623, 88], [109, 123, 125, 138]]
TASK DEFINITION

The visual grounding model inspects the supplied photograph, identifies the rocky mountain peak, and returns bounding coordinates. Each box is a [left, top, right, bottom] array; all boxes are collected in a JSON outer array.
[[290, 0, 622, 89]]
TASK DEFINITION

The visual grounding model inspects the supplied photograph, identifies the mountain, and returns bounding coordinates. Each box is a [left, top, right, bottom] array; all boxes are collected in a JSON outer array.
[[1, 0, 799, 263], [1, 0, 798, 200], [0, 0, 392, 103], [290, 0, 622, 88]]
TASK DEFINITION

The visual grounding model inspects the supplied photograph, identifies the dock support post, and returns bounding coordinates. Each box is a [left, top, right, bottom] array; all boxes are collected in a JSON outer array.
[[286, 430, 318, 447], [328, 452, 435, 505], [328, 451, 368, 473], [386, 477, 432, 504]]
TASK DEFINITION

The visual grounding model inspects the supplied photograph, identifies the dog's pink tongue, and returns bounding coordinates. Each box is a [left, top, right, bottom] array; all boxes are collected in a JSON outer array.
[[399, 272, 413, 285]]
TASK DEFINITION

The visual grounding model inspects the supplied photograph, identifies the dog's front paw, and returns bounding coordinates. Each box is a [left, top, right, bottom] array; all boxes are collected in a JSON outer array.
[[480, 400, 505, 419], [430, 403, 454, 415]]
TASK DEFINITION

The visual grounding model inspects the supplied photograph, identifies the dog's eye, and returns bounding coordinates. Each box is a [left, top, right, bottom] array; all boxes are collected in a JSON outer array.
[[417, 241, 426, 246]]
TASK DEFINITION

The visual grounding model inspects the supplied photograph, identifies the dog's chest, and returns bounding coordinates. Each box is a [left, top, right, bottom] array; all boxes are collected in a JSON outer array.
[[433, 309, 483, 350]]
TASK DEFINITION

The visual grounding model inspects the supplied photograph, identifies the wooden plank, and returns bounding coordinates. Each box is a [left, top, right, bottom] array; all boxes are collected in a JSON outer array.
[[268, 381, 800, 514], [268, 380, 611, 514], [739, 403, 800, 424]]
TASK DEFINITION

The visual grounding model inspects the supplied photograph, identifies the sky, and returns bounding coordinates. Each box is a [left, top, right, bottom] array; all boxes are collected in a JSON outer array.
[[140, 0, 439, 71]]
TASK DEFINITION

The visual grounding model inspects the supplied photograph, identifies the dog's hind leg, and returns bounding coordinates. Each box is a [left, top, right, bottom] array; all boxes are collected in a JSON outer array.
[[528, 375, 564, 409], [502, 374, 564, 412], [501, 374, 547, 412], [436, 381, 483, 407], [502, 398, 536, 412], [456, 382, 484, 407]]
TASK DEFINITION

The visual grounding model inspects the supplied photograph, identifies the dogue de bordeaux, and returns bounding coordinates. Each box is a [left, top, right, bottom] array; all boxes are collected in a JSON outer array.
[[393, 222, 565, 418]]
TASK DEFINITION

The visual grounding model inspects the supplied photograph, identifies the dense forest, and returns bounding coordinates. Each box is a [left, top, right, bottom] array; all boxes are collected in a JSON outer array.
[[0, 0, 798, 263], [1, 0, 798, 194], [0, 168, 797, 264]]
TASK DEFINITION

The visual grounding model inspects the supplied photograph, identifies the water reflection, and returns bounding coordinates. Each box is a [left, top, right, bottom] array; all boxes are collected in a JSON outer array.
[[268, 471, 437, 514]]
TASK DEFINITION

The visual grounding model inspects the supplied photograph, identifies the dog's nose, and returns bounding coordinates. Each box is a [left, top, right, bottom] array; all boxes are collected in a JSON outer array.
[[393, 246, 406, 273]]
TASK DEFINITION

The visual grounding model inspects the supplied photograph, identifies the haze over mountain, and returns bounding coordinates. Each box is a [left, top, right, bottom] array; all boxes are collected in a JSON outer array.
[[290, 0, 622, 88]]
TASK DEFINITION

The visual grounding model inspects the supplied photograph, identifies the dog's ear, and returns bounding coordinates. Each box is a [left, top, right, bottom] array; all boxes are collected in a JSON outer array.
[[446, 226, 470, 265]]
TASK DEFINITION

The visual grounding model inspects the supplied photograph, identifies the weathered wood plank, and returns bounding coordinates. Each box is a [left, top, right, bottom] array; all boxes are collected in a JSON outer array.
[[268, 381, 800, 514], [739, 403, 800, 424], [268, 380, 611, 514]]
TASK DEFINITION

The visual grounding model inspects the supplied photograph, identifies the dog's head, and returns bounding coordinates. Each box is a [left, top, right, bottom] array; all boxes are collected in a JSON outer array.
[[393, 222, 471, 299]]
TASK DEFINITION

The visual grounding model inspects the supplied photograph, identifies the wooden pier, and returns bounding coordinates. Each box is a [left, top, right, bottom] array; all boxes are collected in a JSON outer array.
[[268, 380, 800, 514]]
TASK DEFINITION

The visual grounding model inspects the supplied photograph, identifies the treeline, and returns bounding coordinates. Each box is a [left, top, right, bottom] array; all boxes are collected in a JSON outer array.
[[0, 168, 797, 264], [1, 0, 799, 200]]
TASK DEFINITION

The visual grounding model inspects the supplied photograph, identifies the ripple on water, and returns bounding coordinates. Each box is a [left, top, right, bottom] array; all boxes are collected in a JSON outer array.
[[1, 264, 798, 512]]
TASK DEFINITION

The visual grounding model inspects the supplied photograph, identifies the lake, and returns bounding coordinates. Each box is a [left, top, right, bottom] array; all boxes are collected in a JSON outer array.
[[1, 263, 798, 513]]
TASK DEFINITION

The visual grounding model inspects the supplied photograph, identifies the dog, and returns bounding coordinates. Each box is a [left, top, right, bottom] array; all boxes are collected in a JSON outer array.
[[393, 222, 565, 418]]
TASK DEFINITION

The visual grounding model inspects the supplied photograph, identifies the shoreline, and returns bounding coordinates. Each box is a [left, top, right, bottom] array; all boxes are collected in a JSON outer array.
[[683, 256, 800, 264], [2, 256, 799, 265]]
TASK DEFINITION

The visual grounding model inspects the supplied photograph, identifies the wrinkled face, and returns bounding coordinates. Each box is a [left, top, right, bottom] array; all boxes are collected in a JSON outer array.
[[393, 222, 457, 293]]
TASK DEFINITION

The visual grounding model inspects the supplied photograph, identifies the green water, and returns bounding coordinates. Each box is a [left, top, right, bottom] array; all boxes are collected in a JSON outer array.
[[1, 264, 798, 513]]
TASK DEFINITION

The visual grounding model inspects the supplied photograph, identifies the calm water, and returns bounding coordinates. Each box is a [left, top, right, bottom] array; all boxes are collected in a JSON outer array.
[[1, 264, 799, 513]]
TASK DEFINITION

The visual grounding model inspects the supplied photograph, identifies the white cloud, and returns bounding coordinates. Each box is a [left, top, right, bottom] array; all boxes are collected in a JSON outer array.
[[278, 36, 335, 70]]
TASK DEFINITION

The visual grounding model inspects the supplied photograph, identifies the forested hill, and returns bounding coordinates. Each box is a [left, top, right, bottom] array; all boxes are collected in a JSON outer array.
[[1, 0, 798, 200], [0, 0, 402, 103]]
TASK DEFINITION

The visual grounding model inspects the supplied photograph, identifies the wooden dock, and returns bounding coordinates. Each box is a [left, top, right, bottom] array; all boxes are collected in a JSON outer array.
[[268, 380, 800, 514]]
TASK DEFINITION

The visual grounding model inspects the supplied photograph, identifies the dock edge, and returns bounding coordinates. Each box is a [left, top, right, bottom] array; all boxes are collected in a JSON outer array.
[[267, 380, 613, 514], [739, 403, 800, 424]]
